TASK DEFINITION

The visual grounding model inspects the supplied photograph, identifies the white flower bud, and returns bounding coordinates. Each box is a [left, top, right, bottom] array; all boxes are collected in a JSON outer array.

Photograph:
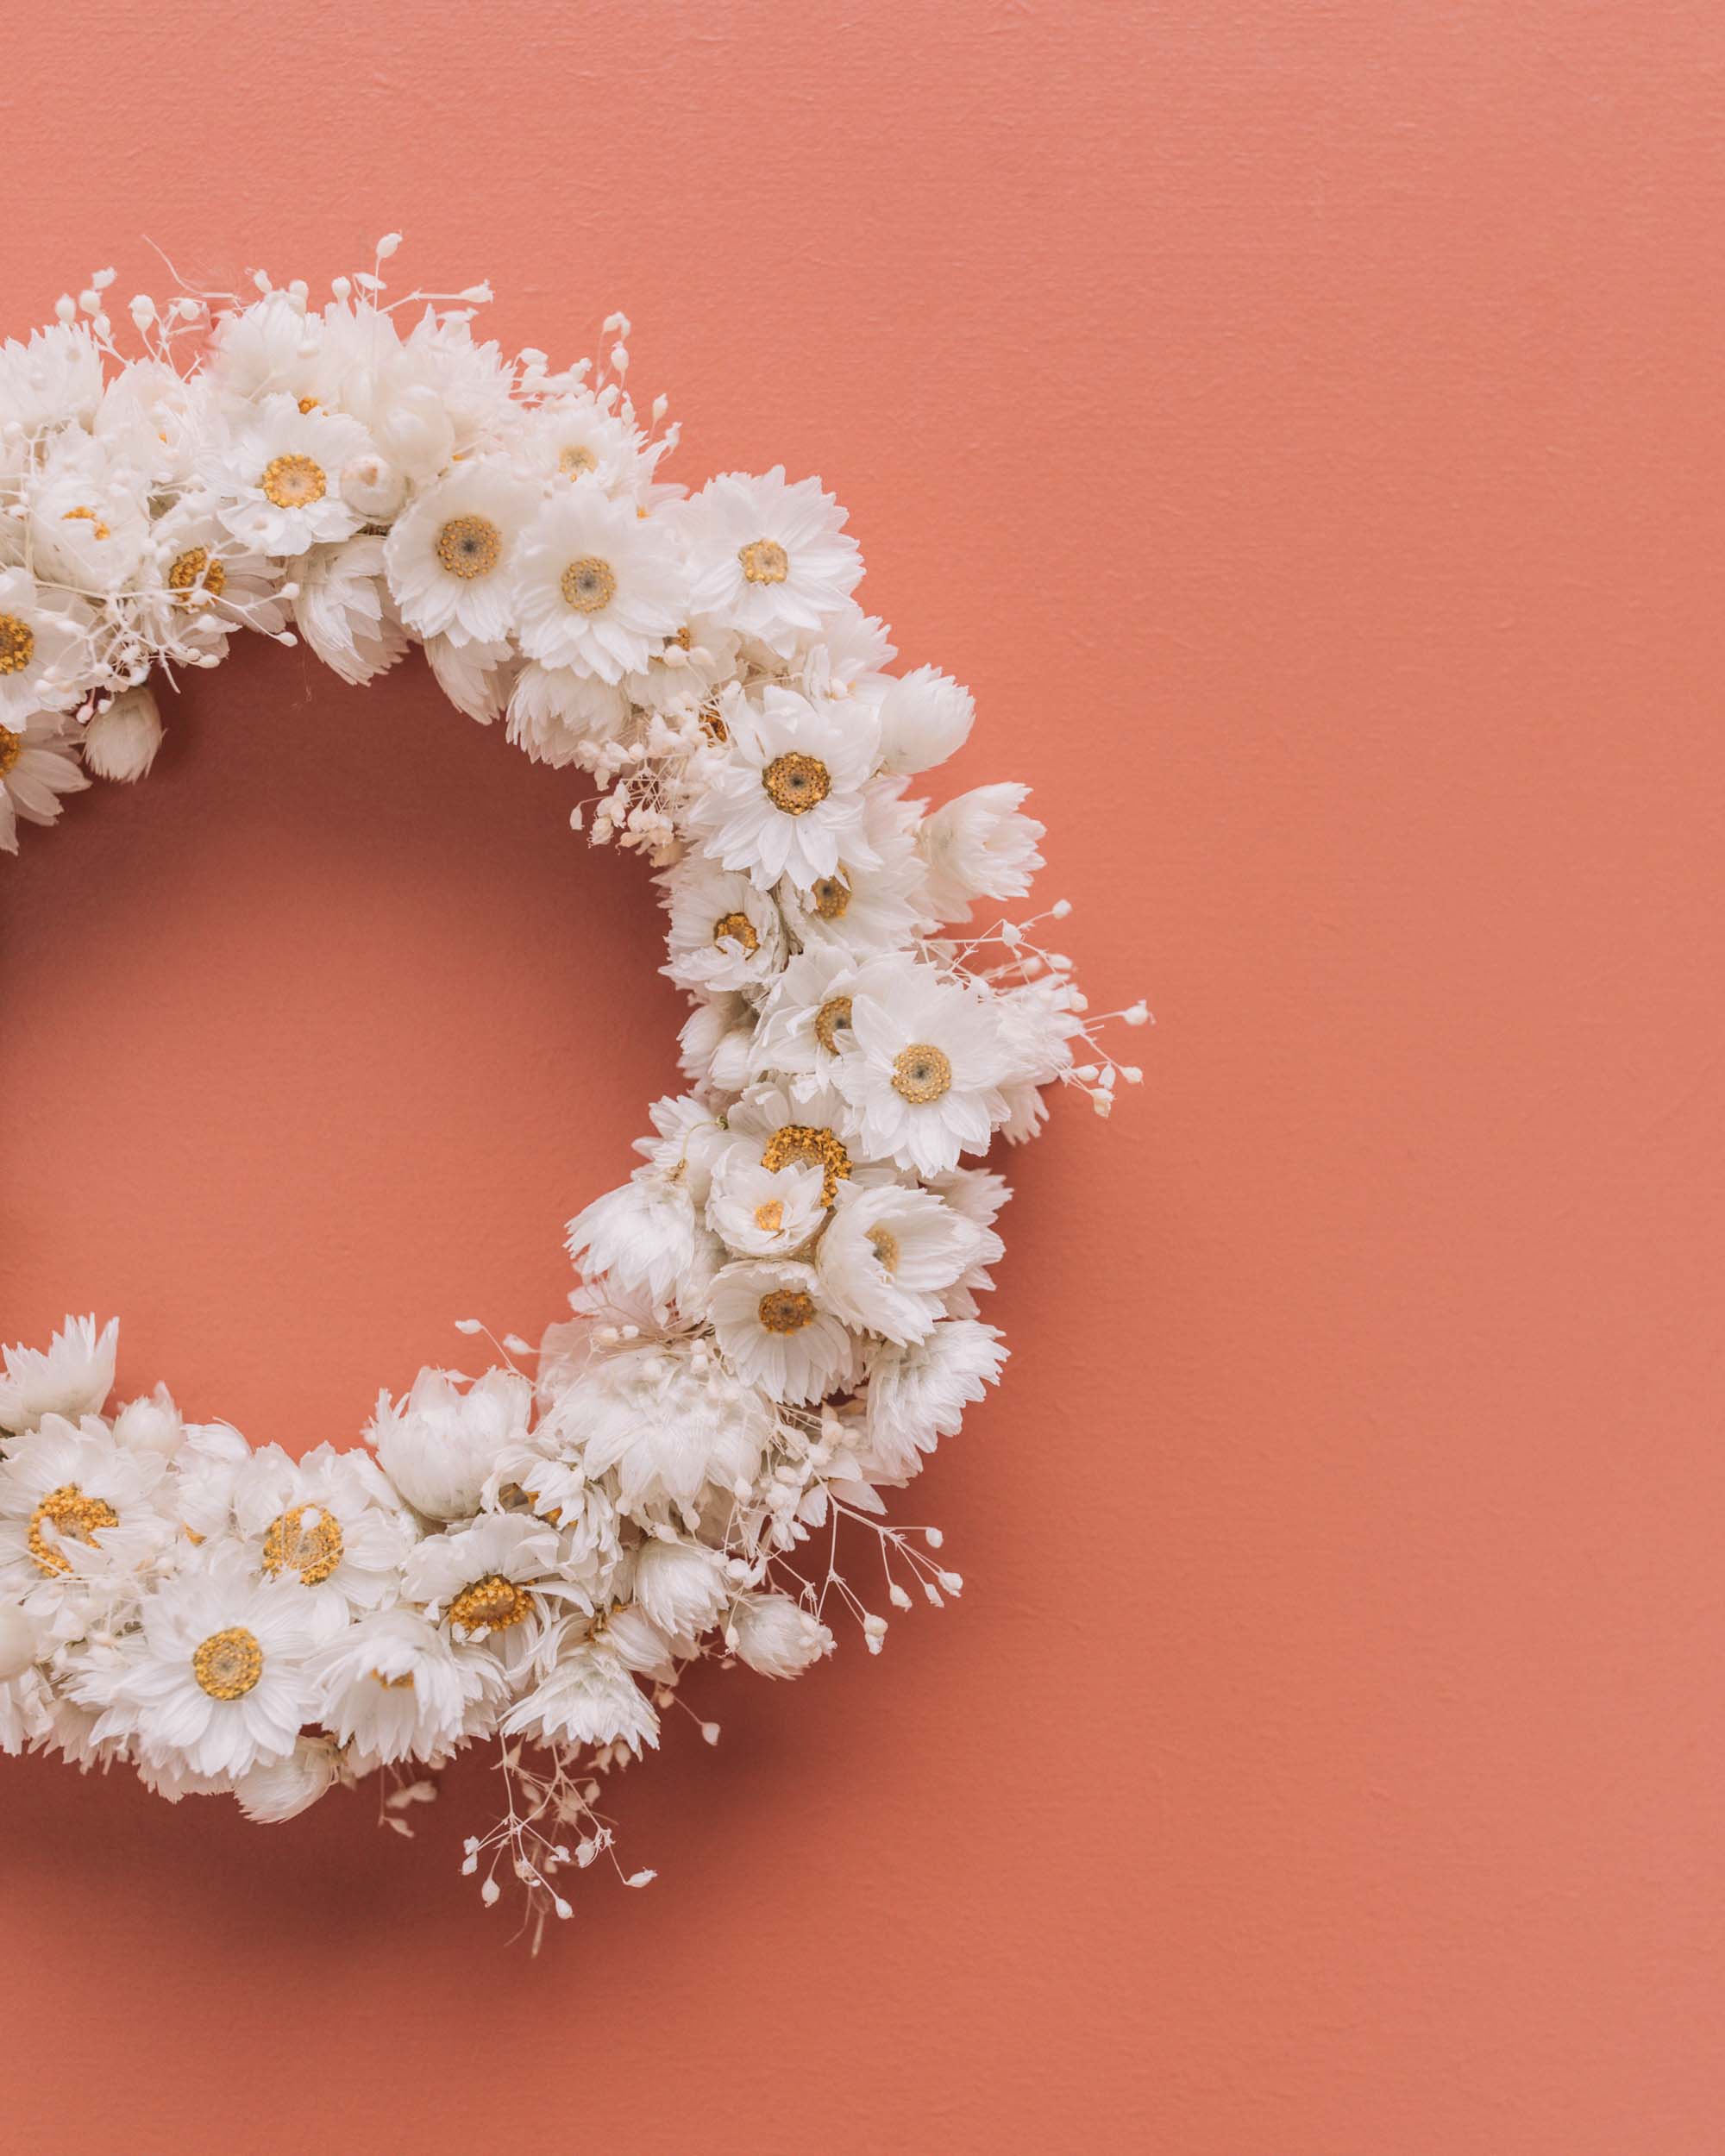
[[873, 665, 975, 777], [632, 1538, 729, 1637], [339, 452, 408, 522], [111, 1382, 183, 1460], [369, 1367, 532, 1520], [235, 1739, 337, 1822], [730, 1593, 834, 1679], [81, 686, 163, 783]]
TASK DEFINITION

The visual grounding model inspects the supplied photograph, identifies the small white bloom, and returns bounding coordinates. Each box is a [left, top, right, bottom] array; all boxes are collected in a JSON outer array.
[[210, 393, 375, 555], [235, 1735, 340, 1822], [80, 686, 162, 783], [832, 958, 1011, 1177], [0, 567, 96, 724], [870, 665, 975, 776], [687, 685, 881, 893], [314, 1606, 503, 1768], [680, 467, 862, 655], [730, 1592, 834, 1678], [566, 1173, 718, 1318], [707, 1259, 859, 1407], [383, 459, 537, 645], [861, 1319, 1007, 1478], [706, 1156, 827, 1260], [816, 1181, 985, 1344], [423, 630, 516, 723], [502, 1640, 660, 1752], [0, 714, 89, 856], [505, 663, 629, 767], [630, 1536, 729, 1637], [540, 1342, 772, 1515], [0, 1315, 117, 1433], [400, 1512, 563, 1662], [110, 1382, 184, 1460], [661, 856, 787, 994], [369, 1367, 533, 1521], [918, 781, 1046, 922], [292, 536, 410, 686], [515, 490, 686, 681]]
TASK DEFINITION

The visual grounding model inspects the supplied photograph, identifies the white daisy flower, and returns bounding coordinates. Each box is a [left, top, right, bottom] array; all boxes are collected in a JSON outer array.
[[0, 323, 105, 431], [708, 1258, 859, 1407], [292, 535, 410, 686], [0, 567, 97, 723], [382, 459, 538, 646], [313, 1606, 504, 1770], [832, 958, 1011, 1177], [728, 1592, 835, 1677], [89, 1548, 321, 1781], [630, 1093, 732, 1206], [210, 393, 374, 555], [747, 945, 865, 1082], [110, 1382, 185, 1461], [680, 467, 862, 654], [400, 1510, 564, 1662], [513, 392, 656, 496], [565, 1172, 719, 1319], [515, 489, 686, 681], [661, 857, 787, 994], [687, 684, 881, 893], [207, 291, 320, 404], [0, 713, 88, 856], [717, 1073, 879, 1206], [145, 501, 290, 667], [24, 428, 153, 595], [0, 1411, 171, 1603], [369, 1367, 534, 1523], [918, 780, 1046, 923], [0, 1315, 116, 1434], [630, 1535, 730, 1638], [502, 1639, 661, 1753], [706, 1156, 827, 1260], [505, 662, 629, 767], [170, 1418, 254, 1540], [796, 603, 896, 695], [860, 1318, 1007, 1479], [816, 1182, 986, 1345], [539, 1342, 772, 1516], [226, 1443, 418, 1640]]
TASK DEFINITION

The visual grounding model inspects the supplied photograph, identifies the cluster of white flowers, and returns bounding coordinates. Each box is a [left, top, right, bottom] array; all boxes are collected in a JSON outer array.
[[0, 244, 1145, 1930]]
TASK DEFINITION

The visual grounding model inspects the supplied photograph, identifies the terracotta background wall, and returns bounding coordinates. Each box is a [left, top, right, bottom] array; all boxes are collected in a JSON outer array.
[[4, 4, 1722, 2150]]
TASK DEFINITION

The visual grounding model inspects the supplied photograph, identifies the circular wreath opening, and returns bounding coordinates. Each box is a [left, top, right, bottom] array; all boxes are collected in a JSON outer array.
[[0, 241, 1145, 1937]]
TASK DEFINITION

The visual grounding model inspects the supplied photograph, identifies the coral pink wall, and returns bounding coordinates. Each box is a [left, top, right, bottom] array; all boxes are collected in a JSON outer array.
[[4, 4, 1723, 2150]]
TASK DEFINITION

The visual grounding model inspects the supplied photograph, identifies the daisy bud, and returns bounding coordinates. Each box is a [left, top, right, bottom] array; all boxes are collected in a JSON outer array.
[[923, 1527, 944, 1549], [0, 1600, 39, 1683], [331, 277, 353, 301], [1123, 1001, 1149, 1026], [461, 1854, 479, 1876], [863, 1614, 888, 1639], [459, 284, 493, 304], [1092, 1092, 1113, 1119], [81, 686, 164, 784], [731, 1594, 835, 1679], [129, 295, 155, 326], [112, 1382, 182, 1459], [480, 1877, 500, 1907], [888, 1583, 913, 1611], [78, 290, 101, 316], [554, 1896, 574, 1920], [1051, 898, 1073, 918], [55, 295, 77, 323], [91, 267, 116, 290], [376, 232, 403, 258], [339, 451, 408, 523], [701, 1722, 721, 1745], [938, 1570, 964, 1594], [624, 1870, 656, 1888], [252, 270, 272, 293]]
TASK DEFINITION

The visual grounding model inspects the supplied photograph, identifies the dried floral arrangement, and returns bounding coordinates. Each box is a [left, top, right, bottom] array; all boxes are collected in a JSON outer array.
[[0, 241, 1144, 1936]]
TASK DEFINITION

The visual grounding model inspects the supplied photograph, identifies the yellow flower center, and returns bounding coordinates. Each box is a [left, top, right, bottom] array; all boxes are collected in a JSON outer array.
[[739, 538, 789, 585], [811, 873, 850, 918], [260, 1504, 345, 1586], [62, 505, 111, 542], [260, 453, 326, 511], [754, 1199, 785, 1234], [813, 995, 853, 1056], [758, 1287, 816, 1334], [370, 1668, 417, 1689], [698, 696, 729, 743], [435, 514, 504, 580], [167, 547, 227, 602], [27, 1484, 119, 1577], [869, 1226, 901, 1274], [0, 725, 20, 780], [0, 614, 36, 676], [762, 752, 831, 816], [712, 910, 759, 955], [557, 443, 599, 479], [449, 1574, 533, 1633], [762, 1122, 852, 1206], [892, 1043, 953, 1105], [560, 556, 617, 612], [298, 395, 321, 415], [193, 1626, 264, 1701]]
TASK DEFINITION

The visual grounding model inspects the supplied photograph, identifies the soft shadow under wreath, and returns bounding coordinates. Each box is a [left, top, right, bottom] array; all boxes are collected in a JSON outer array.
[[0, 240, 1145, 1937]]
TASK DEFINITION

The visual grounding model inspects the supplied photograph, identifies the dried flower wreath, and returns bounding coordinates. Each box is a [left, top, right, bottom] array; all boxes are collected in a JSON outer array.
[[0, 241, 1144, 1936]]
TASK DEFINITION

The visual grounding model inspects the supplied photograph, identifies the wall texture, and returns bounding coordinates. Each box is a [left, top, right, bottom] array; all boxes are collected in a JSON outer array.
[[3, 4, 1723, 2151]]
